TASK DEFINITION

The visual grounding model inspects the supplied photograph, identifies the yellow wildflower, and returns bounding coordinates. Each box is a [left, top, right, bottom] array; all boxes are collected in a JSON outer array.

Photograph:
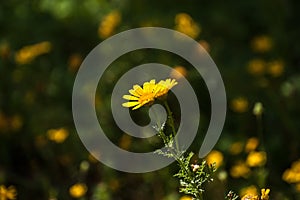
[[47, 128, 69, 143], [205, 150, 224, 168], [261, 188, 270, 200], [0, 185, 17, 200], [170, 66, 188, 79], [122, 78, 177, 110], [15, 41, 52, 64], [241, 194, 259, 200], [240, 185, 258, 199], [247, 59, 266, 76], [230, 161, 250, 178], [267, 60, 284, 77], [98, 11, 121, 39], [69, 183, 87, 198], [246, 151, 267, 167], [230, 97, 249, 113], [174, 13, 201, 39], [282, 160, 300, 183], [229, 141, 243, 155], [251, 35, 273, 53], [245, 137, 259, 153], [179, 195, 193, 200]]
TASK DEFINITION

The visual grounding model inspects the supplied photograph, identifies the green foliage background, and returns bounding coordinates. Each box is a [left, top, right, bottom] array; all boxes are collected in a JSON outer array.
[[1, 0, 300, 199]]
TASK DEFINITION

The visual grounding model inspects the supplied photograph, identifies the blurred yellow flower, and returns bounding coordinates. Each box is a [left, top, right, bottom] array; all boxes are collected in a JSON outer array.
[[179, 195, 193, 200], [282, 160, 300, 183], [247, 59, 266, 76], [229, 141, 243, 155], [230, 161, 250, 178], [98, 10, 121, 39], [170, 66, 188, 79], [245, 137, 259, 153], [15, 41, 52, 64], [68, 53, 83, 72], [47, 128, 69, 143], [205, 150, 224, 168], [174, 13, 201, 39], [122, 79, 177, 110], [69, 183, 87, 198], [246, 151, 267, 167], [260, 188, 270, 200], [230, 97, 249, 113], [267, 60, 284, 77], [241, 194, 259, 200], [251, 35, 273, 53], [0, 185, 17, 200], [240, 185, 258, 198]]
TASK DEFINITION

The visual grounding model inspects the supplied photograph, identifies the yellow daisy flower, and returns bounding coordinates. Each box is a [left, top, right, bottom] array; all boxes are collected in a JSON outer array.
[[122, 78, 177, 110], [0, 185, 17, 200]]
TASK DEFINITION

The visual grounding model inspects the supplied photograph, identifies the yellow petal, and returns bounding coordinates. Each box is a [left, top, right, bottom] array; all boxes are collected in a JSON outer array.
[[129, 89, 140, 97], [122, 101, 140, 107], [133, 85, 144, 95], [132, 104, 143, 110], [123, 95, 139, 100]]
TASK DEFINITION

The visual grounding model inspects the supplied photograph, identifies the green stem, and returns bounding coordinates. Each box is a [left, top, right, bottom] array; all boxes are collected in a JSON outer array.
[[163, 101, 179, 151]]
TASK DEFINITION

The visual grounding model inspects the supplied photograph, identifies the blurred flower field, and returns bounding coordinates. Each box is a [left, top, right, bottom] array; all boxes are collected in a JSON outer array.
[[1, 0, 300, 199]]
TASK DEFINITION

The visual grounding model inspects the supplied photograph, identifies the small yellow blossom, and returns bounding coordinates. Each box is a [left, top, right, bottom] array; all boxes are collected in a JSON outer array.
[[15, 41, 52, 64], [179, 195, 193, 200], [230, 97, 249, 113], [240, 185, 258, 198], [247, 59, 266, 76], [261, 188, 270, 200], [170, 66, 188, 79], [174, 13, 201, 39], [251, 35, 273, 53], [267, 60, 284, 77], [282, 159, 300, 183], [0, 185, 17, 200], [230, 161, 250, 178], [69, 183, 87, 198], [122, 78, 177, 110], [47, 128, 69, 143], [229, 141, 243, 155], [205, 150, 224, 168], [98, 11, 121, 39], [245, 137, 259, 153], [246, 151, 267, 167]]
